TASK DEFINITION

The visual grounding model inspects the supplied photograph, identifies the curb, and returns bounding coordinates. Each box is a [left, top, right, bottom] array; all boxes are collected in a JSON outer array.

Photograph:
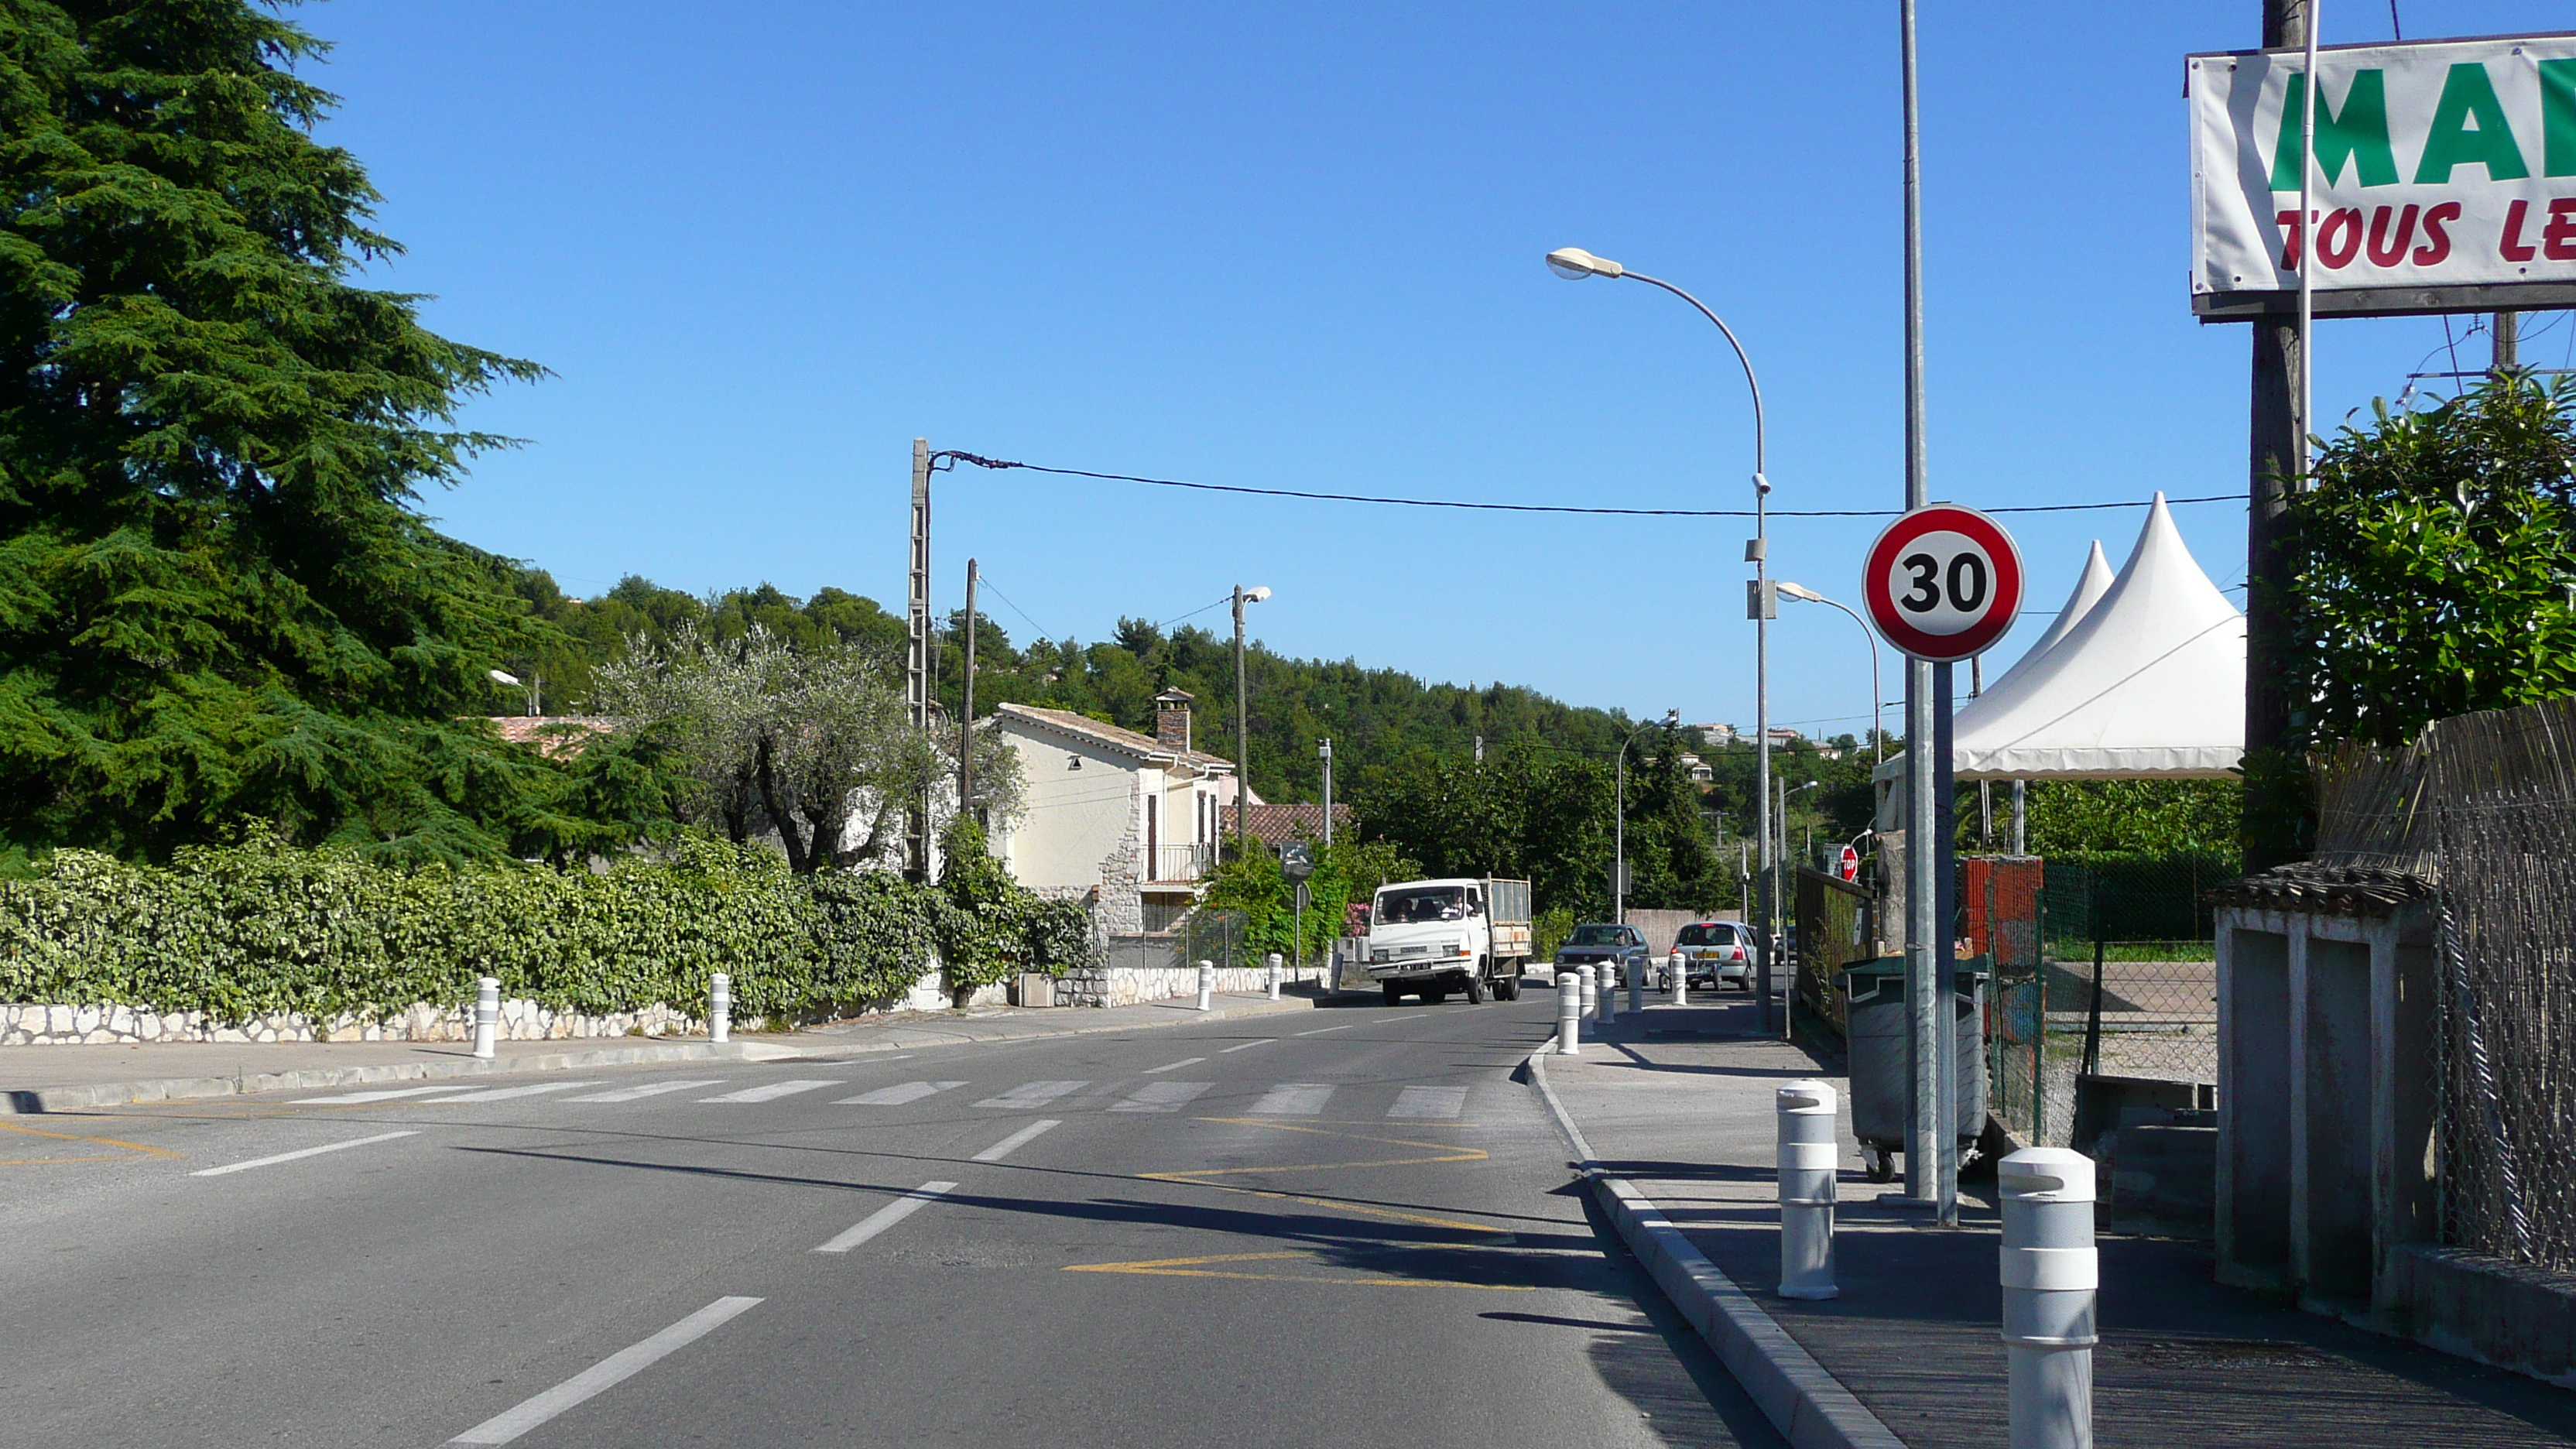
[[3, 992, 1323, 1115], [1525, 1046, 1907, 1449]]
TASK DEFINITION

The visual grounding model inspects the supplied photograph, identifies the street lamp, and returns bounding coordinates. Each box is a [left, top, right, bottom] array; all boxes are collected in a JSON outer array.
[[1317, 736, 1334, 847], [1615, 710, 1681, 926], [1776, 582, 1886, 765], [1232, 585, 1271, 851], [1550, 245, 1777, 1026]]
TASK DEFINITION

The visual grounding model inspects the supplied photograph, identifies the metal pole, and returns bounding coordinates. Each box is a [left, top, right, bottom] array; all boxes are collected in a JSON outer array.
[[961, 559, 977, 823], [1899, 0, 1941, 1213], [1615, 738, 1627, 926], [1319, 737, 1334, 846], [1233, 587, 1249, 851], [1936, 661, 1961, 1226], [907, 439, 933, 879], [2012, 779, 2028, 856]]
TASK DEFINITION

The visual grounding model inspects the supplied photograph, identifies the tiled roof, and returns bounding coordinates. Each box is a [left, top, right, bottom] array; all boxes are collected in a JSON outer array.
[[1236, 802, 1354, 848], [995, 703, 1232, 771], [483, 716, 617, 759]]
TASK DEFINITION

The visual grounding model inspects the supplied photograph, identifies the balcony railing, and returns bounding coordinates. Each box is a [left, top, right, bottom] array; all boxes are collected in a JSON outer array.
[[1146, 842, 1213, 883]]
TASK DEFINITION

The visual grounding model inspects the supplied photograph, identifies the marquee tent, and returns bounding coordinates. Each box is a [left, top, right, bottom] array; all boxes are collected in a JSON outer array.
[[1981, 539, 2114, 701], [1948, 493, 2244, 780]]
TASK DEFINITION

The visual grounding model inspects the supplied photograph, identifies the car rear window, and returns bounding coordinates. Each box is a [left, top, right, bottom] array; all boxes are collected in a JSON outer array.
[[1675, 923, 1732, 946]]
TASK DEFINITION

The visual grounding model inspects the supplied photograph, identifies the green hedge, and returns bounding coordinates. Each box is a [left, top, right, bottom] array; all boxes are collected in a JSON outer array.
[[0, 833, 1096, 1026]]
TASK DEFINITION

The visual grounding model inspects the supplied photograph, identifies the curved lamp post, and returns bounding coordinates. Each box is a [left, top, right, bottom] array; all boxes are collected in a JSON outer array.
[[1615, 710, 1681, 925], [1549, 245, 1779, 1026], [1776, 581, 1885, 766]]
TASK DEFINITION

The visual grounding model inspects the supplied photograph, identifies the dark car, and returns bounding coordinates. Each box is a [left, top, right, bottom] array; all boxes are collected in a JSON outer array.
[[1553, 923, 1649, 986]]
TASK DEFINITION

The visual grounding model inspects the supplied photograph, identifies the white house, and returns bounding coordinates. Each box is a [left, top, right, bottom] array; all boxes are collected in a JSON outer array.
[[989, 690, 1235, 933]]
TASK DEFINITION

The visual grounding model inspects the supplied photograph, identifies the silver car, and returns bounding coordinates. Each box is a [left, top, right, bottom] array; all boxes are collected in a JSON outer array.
[[1668, 921, 1756, 991]]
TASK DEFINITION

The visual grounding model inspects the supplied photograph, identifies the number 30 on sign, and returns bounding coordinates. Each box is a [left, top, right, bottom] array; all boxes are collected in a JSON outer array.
[[1862, 503, 2024, 663]]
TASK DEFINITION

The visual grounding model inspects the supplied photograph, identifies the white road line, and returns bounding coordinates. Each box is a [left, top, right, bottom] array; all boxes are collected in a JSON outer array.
[[813, 1181, 956, 1253], [1142, 1057, 1205, 1074], [974, 1081, 1087, 1109], [289, 1085, 467, 1105], [565, 1080, 725, 1103], [1111, 1081, 1213, 1113], [971, 1118, 1061, 1162], [835, 1081, 966, 1106], [1389, 1084, 1469, 1119], [416, 1082, 601, 1105], [191, 1131, 418, 1177], [1218, 1039, 1273, 1053], [1293, 1023, 1358, 1036], [447, 1295, 762, 1444], [1249, 1083, 1334, 1115], [697, 1079, 842, 1103], [1382, 1014, 1425, 1023]]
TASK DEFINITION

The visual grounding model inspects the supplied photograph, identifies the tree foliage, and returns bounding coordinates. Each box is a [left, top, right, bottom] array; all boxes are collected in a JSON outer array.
[[1197, 833, 1416, 966], [0, 0, 667, 865]]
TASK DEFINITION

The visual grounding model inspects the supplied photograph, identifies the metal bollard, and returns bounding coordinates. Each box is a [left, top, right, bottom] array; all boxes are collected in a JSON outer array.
[[2000, 1147, 2097, 1449], [709, 971, 731, 1044], [1197, 959, 1215, 1012], [1600, 961, 1619, 1026], [1627, 956, 1643, 1015], [471, 976, 499, 1059], [1673, 954, 1690, 1007], [1555, 971, 1581, 1056], [1776, 1079, 1840, 1300], [1266, 952, 1283, 1002]]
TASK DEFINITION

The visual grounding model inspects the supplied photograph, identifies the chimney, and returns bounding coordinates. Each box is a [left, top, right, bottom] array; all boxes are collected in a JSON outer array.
[[1153, 688, 1194, 752]]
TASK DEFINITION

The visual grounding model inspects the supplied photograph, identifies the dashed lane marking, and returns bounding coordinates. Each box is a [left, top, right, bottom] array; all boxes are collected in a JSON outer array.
[[1218, 1039, 1273, 1053], [1142, 1057, 1206, 1074], [971, 1118, 1061, 1163], [448, 1296, 762, 1444], [1292, 1024, 1357, 1036], [191, 1131, 417, 1177], [813, 1182, 955, 1254]]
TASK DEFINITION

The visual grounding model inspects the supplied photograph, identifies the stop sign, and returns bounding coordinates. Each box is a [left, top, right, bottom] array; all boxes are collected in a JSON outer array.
[[1862, 503, 2024, 663], [1838, 844, 1860, 882]]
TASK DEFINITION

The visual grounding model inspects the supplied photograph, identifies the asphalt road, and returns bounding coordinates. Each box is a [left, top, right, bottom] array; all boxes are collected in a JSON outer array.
[[0, 988, 1785, 1448]]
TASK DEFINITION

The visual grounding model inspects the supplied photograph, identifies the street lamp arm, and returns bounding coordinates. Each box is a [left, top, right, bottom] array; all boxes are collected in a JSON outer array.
[[1619, 271, 1766, 481], [1794, 591, 1886, 766]]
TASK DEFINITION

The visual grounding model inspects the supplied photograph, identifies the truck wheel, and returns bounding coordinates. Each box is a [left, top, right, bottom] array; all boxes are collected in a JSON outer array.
[[1465, 975, 1488, 1005], [1382, 984, 1404, 1007], [1496, 975, 1519, 1002]]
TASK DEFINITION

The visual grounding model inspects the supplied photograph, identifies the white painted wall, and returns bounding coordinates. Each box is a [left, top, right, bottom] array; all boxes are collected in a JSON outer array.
[[991, 721, 1142, 896]]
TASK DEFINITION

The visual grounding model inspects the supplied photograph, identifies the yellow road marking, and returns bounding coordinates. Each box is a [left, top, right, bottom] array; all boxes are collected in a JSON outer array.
[[1145, 1118, 1485, 1183], [0, 1156, 144, 1166], [0, 1119, 183, 1160], [1063, 1249, 1531, 1291]]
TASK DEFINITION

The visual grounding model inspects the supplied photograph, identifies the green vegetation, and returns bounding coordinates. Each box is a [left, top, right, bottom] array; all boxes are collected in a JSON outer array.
[[1197, 835, 1416, 967]]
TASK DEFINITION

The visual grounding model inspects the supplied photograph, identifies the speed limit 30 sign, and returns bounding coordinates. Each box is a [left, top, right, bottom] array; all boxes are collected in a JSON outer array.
[[1862, 504, 2024, 663]]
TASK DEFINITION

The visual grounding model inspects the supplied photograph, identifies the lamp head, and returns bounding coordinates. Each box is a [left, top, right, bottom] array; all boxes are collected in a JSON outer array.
[[1776, 581, 1824, 603], [1545, 246, 1625, 280], [488, 669, 521, 687], [1244, 586, 1273, 603], [1664, 708, 1680, 725]]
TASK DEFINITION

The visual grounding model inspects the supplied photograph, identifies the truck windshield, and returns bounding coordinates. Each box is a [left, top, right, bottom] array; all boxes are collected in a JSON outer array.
[[1377, 887, 1466, 923], [1566, 925, 1626, 945]]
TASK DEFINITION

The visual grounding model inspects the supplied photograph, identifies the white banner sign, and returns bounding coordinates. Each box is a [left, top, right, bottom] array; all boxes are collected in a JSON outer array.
[[2191, 33, 2576, 300]]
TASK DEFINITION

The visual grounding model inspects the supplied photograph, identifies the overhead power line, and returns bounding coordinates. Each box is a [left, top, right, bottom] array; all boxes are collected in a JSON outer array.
[[930, 450, 2243, 519]]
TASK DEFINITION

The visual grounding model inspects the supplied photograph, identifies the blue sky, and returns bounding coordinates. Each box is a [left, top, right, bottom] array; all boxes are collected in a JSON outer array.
[[310, 1, 2554, 739]]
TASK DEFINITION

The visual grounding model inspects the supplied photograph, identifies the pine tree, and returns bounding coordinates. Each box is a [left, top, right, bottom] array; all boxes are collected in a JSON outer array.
[[0, 1, 667, 863]]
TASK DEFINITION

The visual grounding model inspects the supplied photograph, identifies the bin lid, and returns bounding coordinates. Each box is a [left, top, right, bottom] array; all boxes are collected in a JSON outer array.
[[1835, 954, 1992, 987]]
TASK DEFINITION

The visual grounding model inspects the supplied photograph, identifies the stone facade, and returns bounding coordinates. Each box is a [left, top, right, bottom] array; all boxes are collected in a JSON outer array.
[[1091, 773, 1146, 933]]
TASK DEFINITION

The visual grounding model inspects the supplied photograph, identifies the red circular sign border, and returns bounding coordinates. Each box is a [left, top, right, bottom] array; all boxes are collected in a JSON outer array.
[[1862, 504, 2025, 662]]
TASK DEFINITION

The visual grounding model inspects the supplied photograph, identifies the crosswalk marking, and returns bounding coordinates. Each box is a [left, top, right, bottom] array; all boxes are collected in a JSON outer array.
[[1112, 1081, 1212, 1113], [1249, 1083, 1334, 1115], [696, 1079, 842, 1104], [292, 1084, 471, 1105], [836, 1081, 966, 1106], [975, 1081, 1088, 1109], [1388, 1085, 1468, 1119], [566, 1080, 725, 1103], [416, 1082, 601, 1105]]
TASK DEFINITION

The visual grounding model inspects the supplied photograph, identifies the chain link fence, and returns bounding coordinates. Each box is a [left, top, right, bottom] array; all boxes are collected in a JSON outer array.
[[1102, 907, 1248, 975]]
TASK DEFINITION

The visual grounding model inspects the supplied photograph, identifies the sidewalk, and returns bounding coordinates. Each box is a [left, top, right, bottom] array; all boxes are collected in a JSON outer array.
[[2, 990, 1326, 1114], [1532, 995, 2576, 1449]]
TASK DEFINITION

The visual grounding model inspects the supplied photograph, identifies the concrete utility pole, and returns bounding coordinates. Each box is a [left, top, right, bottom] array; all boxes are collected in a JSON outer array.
[[2244, 0, 2310, 874], [1231, 585, 1269, 850], [961, 558, 978, 824], [2495, 311, 2519, 372], [1319, 737, 1334, 845], [907, 438, 933, 879]]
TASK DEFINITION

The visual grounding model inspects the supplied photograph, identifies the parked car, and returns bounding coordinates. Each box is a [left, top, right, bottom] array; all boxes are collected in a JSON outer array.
[[1553, 923, 1650, 987], [1669, 920, 1757, 991]]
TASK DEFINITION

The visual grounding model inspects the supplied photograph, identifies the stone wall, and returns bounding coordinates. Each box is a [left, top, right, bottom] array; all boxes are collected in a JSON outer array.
[[0, 998, 704, 1046]]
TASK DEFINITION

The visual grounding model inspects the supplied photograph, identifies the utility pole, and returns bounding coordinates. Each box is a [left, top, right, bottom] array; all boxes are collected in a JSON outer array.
[[2495, 311, 2519, 372], [2244, 0, 2311, 874], [1318, 738, 1334, 846], [907, 438, 933, 879], [1233, 586, 1251, 851], [961, 558, 978, 826]]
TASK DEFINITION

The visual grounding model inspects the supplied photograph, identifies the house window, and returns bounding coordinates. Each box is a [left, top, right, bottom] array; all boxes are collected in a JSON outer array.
[[1146, 796, 1158, 867], [1142, 899, 1190, 933]]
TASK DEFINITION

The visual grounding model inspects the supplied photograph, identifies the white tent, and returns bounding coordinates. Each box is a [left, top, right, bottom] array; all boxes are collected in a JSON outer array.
[[1949, 493, 2244, 780], [1983, 539, 2113, 699]]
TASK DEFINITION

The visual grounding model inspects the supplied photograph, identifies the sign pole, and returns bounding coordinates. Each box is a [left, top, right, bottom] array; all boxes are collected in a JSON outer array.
[[1898, 0, 1941, 1212]]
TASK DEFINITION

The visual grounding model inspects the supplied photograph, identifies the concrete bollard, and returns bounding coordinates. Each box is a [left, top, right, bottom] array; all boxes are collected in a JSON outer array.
[[1266, 952, 1283, 1002], [1627, 956, 1643, 1015], [1554, 971, 1581, 1056], [1197, 959, 1215, 1012], [709, 971, 731, 1044], [471, 976, 499, 1059], [1776, 1079, 1840, 1300], [2000, 1147, 2097, 1449]]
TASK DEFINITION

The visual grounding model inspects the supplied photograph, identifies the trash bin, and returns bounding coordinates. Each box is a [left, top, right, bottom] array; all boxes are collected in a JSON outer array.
[[1838, 955, 1989, 1183]]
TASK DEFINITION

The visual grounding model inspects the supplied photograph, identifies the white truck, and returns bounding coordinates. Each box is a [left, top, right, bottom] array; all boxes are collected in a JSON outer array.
[[1363, 877, 1533, 1005]]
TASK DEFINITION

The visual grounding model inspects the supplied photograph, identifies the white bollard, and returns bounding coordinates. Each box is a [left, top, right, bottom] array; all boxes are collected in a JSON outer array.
[[2000, 1147, 2097, 1449], [1776, 1079, 1840, 1300], [1600, 961, 1619, 1026], [1197, 959, 1215, 1012], [1627, 956, 1643, 1016], [1266, 952, 1283, 1002], [1577, 964, 1598, 1028], [1555, 971, 1581, 1056], [471, 976, 499, 1060], [709, 971, 731, 1044], [1673, 953, 1690, 1007]]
